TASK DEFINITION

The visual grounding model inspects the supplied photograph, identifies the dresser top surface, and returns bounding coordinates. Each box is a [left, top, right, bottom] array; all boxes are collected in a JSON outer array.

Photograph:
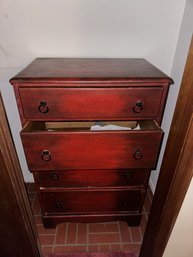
[[10, 58, 173, 84]]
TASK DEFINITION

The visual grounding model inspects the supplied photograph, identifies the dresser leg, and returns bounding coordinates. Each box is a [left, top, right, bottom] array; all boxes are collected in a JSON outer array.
[[42, 217, 57, 228], [124, 214, 142, 227]]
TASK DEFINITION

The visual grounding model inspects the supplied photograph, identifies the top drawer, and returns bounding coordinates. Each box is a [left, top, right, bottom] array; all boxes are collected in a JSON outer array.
[[18, 87, 164, 121]]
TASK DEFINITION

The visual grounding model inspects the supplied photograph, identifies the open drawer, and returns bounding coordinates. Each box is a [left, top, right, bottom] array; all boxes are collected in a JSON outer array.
[[21, 120, 163, 170]]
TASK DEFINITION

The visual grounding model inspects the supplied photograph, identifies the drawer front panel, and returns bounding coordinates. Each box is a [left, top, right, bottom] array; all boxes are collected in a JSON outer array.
[[34, 169, 150, 188], [41, 189, 143, 214], [19, 87, 163, 120], [21, 131, 163, 170]]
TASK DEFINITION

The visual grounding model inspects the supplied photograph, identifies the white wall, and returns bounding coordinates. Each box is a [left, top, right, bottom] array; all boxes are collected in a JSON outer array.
[[150, 0, 193, 191], [162, 1, 193, 255], [163, 179, 193, 257], [0, 0, 186, 182]]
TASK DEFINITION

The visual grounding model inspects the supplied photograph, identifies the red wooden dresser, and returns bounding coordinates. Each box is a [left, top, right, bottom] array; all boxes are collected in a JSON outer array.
[[10, 58, 173, 227]]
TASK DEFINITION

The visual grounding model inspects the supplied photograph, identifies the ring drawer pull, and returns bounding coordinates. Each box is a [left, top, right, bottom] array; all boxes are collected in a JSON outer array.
[[41, 150, 51, 162], [50, 172, 59, 181], [124, 170, 133, 180], [55, 201, 63, 209], [133, 101, 143, 113], [38, 101, 49, 113], [121, 200, 129, 208], [133, 149, 143, 160]]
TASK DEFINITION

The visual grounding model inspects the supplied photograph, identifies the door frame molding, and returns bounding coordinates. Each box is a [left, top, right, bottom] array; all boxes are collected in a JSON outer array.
[[0, 94, 41, 257], [139, 35, 193, 257]]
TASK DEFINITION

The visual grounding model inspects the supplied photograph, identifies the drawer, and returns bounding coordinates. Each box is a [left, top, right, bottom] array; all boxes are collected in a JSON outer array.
[[21, 120, 163, 170], [34, 169, 150, 188], [19, 87, 164, 120], [40, 189, 143, 214]]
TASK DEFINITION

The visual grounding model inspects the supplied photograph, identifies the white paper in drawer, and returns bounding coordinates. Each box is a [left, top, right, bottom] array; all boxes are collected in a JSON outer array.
[[90, 124, 140, 131]]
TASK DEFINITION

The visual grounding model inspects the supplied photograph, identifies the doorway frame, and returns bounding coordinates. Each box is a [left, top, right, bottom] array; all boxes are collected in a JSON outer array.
[[139, 35, 193, 257]]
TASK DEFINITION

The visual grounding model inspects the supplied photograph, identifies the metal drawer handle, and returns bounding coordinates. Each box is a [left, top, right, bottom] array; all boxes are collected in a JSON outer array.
[[133, 101, 143, 113], [121, 200, 129, 208], [38, 101, 49, 113], [133, 149, 143, 160], [124, 170, 133, 180], [50, 172, 59, 181], [41, 150, 51, 162], [55, 201, 63, 209]]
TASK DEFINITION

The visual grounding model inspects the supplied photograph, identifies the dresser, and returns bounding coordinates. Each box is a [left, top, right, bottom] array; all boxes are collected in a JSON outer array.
[[10, 58, 173, 228]]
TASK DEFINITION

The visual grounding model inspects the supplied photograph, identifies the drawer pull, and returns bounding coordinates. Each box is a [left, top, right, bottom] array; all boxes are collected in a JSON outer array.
[[55, 201, 63, 209], [133, 101, 143, 113], [133, 149, 143, 160], [38, 101, 49, 113], [124, 171, 133, 180], [121, 200, 129, 208], [50, 172, 59, 181], [41, 150, 51, 162]]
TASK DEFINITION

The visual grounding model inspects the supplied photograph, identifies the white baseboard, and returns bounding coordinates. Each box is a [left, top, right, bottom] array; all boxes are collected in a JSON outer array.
[[149, 177, 156, 194]]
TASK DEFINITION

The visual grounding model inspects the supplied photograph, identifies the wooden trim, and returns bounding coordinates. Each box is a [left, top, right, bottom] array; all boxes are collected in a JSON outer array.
[[0, 94, 41, 257], [139, 35, 193, 257]]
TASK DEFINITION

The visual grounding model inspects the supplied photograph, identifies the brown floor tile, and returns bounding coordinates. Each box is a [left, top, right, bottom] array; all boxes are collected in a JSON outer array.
[[122, 243, 130, 251], [66, 223, 77, 244], [130, 227, 142, 243], [89, 233, 120, 244], [89, 222, 119, 233], [55, 223, 67, 245], [41, 246, 53, 256], [119, 221, 131, 243], [54, 245, 87, 253], [99, 244, 111, 252], [88, 245, 100, 252], [122, 243, 141, 256], [39, 234, 55, 245], [110, 244, 122, 251], [77, 223, 87, 244]]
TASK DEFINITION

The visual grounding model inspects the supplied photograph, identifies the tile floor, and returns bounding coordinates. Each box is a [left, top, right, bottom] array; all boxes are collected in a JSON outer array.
[[26, 183, 153, 257]]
